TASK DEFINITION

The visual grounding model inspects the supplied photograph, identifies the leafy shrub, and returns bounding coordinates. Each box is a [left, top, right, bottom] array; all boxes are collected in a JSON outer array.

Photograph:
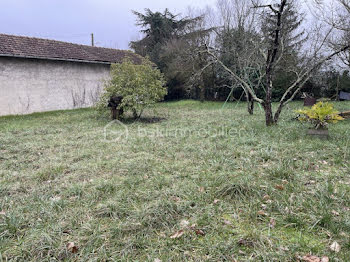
[[296, 102, 344, 129], [97, 58, 167, 118]]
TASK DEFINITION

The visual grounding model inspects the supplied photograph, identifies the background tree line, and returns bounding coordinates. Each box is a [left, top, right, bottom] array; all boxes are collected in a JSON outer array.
[[130, 0, 350, 104]]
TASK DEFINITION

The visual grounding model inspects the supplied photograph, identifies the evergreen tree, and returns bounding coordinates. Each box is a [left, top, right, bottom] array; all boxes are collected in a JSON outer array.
[[130, 9, 211, 99], [261, 1, 307, 100], [261, 1, 306, 52], [130, 9, 203, 69]]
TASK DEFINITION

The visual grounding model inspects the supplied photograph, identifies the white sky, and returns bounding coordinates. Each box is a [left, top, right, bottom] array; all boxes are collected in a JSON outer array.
[[0, 0, 217, 49]]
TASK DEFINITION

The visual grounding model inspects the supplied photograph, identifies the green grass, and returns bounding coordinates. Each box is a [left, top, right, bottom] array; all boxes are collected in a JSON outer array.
[[0, 100, 350, 261]]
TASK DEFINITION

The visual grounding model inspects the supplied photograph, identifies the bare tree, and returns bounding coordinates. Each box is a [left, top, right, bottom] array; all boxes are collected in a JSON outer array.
[[335, 0, 350, 67], [202, 0, 350, 126], [309, 0, 350, 68], [214, 0, 263, 114]]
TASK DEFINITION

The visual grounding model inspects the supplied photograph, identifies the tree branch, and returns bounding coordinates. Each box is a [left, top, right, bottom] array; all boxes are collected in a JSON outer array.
[[273, 44, 350, 121], [252, 4, 279, 13], [204, 47, 264, 104]]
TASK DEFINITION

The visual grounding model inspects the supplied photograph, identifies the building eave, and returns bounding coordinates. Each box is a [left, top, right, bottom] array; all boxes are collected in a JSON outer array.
[[0, 53, 112, 65]]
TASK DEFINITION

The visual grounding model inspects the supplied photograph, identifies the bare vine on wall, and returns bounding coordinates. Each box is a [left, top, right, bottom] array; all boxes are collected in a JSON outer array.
[[71, 87, 87, 108], [18, 94, 31, 113]]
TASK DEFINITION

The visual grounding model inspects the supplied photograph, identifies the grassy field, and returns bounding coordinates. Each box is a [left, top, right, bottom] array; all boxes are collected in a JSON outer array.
[[0, 100, 350, 261]]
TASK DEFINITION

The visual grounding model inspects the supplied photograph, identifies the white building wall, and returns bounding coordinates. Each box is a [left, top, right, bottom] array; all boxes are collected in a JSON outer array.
[[0, 57, 110, 116]]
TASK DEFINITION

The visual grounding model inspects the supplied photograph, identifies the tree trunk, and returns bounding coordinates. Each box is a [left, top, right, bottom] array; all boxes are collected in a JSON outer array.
[[263, 102, 275, 126], [111, 108, 123, 120], [261, 1, 286, 126], [273, 105, 283, 123], [336, 75, 340, 101], [198, 49, 206, 103], [247, 92, 254, 115], [263, 75, 276, 125], [133, 109, 138, 119], [111, 108, 117, 120], [199, 85, 205, 102]]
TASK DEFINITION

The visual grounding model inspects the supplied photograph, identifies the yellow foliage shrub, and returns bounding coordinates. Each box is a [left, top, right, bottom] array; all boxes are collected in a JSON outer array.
[[296, 102, 344, 129]]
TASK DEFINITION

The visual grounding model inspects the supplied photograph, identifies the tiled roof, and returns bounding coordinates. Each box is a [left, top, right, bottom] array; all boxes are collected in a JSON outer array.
[[0, 34, 141, 64]]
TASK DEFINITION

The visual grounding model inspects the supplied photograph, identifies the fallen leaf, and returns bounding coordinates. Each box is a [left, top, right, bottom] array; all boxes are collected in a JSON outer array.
[[194, 229, 205, 236], [171, 196, 181, 202], [330, 241, 341, 252], [262, 194, 270, 201], [288, 193, 295, 202], [213, 199, 220, 204], [331, 210, 340, 216], [66, 242, 78, 253], [305, 180, 317, 186], [180, 220, 190, 228], [223, 220, 232, 226], [170, 230, 184, 239], [50, 196, 62, 202], [269, 218, 276, 228], [302, 255, 321, 262], [325, 231, 332, 238], [308, 164, 320, 171], [199, 187, 205, 193], [274, 184, 285, 190], [257, 210, 268, 216], [340, 232, 347, 237], [301, 256, 328, 262], [280, 246, 289, 251], [262, 162, 270, 167], [238, 238, 254, 247], [330, 194, 337, 200], [189, 224, 197, 229]]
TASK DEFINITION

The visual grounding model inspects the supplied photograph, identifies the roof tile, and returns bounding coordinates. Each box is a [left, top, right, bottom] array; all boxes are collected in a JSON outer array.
[[0, 34, 141, 64]]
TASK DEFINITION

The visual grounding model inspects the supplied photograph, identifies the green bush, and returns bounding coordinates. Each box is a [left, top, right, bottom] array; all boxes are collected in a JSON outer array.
[[97, 58, 167, 118]]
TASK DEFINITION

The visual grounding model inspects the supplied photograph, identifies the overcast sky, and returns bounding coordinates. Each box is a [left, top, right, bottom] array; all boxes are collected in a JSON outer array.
[[0, 0, 216, 50]]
